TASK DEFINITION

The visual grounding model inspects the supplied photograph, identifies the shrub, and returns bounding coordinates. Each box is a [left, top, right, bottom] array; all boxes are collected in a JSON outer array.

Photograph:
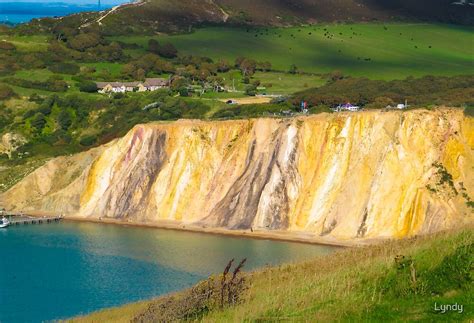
[[0, 41, 16, 51], [289, 64, 298, 74], [179, 87, 189, 97], [48, 62, 80, 75], [80, 66, 96, 75], [148, 39, 178, 58], [57, 110, 72, 130], [78, 81, 98, 93], [294, 75, 474, 108], [4, 77, 68, 92], [68, 33, 101, 51], [31, 112, 47, 132], [0, 83, 15, 100], [245, 84, 257, 96], [79, 135, 97, 147], [132, 258, 247, 322], [464, 107, 474, 117]]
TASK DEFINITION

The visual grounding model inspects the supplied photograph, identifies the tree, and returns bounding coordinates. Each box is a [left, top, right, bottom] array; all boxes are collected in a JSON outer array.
[[365, 96, 395, 109], [170, 77, 189, 91], [217, 59, 230, 73], [47, 42, 69, 62], [235, 56, 246, 68], [148, 39, 178, 58], [78, 81, 98, 93], [91, 42, 125, 62], [179, 87, 189, 97], [328, 70, 345, 82], [154, 58, 175, 74], [31, 112, 47, 133], [68, 33, 101, 52], [158, 42, 178, 59], [21, 54, 45, 69], [245, 84, 257, 96], [121, 63, 135, 79], [148, 39, 161, 53], [136, 68, 146, 81], [57, 110, 72, 130], [239, 59, 257, 77]]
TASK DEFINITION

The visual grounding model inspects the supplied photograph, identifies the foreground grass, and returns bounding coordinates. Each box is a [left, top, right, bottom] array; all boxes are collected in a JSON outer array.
[[72, 226, 473, 322], [111, 24, 474, 79]]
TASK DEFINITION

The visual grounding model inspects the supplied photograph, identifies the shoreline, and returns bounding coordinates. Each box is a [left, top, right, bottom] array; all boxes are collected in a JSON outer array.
[[24, 211, 361, 247]]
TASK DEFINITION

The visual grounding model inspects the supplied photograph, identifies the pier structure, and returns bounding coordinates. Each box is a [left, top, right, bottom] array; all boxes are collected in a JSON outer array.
[[0, 210, 63, 225]]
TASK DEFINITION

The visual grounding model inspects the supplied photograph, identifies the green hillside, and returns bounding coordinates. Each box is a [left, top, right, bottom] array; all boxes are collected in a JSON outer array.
[[25, 0, 474, 35], [73, 227, 473, 322], [112, 24, 474, 79]]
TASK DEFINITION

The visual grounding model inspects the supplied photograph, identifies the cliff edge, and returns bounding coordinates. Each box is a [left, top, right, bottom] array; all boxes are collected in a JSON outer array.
[[2, 109, 473, 241]]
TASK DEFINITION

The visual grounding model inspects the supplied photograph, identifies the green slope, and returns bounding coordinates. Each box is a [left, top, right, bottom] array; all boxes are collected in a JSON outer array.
[[28, 0, 474, 35], [73, 226, 473, 322], [112, 24, 474, 79]]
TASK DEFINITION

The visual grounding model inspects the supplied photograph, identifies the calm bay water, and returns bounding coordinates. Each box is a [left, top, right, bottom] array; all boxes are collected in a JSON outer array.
[[0, 1, 130, 25], [0, 221, 337, 322]]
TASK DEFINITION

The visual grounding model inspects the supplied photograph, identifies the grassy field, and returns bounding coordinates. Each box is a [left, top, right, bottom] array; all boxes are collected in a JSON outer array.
[[253, 71, 325, 94], [0, 34, 49, 52], [0, 69, 80, 97], [82, 62, 125, 79], [111, 23, 474, 80], [72, 226, 473, 322]]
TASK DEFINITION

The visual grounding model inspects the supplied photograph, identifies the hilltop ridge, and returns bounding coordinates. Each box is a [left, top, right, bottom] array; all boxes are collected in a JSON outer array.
[[25, 0, 474, 34]]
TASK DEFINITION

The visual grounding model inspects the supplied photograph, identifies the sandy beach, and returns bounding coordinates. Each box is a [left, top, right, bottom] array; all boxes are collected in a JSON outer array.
[[20, 211, 371, 248]]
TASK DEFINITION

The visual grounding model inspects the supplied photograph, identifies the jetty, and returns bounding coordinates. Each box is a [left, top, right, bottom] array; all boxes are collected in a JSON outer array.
[[0, 211, 63, 226]]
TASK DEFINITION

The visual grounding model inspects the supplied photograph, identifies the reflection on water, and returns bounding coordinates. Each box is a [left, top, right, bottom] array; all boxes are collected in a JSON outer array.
[[0, 221, 338, 322]]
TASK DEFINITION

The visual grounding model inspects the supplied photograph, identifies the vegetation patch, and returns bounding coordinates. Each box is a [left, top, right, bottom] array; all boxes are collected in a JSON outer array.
[[72, 227, 474, 322], [293, 75, 474, 109], [112, 24, 474, 79], [132, 258, 248, 322]]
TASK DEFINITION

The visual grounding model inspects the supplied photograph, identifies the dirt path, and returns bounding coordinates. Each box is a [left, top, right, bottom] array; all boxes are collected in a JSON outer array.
[[209, 0, 230, 22], [80, 0, 145, 28], [219, 97, 273, 105]]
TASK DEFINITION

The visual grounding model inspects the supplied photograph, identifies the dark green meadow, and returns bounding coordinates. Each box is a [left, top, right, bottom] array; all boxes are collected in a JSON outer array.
[[112, 24, 474, 79]]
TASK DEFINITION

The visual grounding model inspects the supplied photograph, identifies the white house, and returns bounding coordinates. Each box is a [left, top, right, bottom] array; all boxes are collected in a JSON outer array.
[[333, 103, 361, 112], [96, 78, 169, 94]]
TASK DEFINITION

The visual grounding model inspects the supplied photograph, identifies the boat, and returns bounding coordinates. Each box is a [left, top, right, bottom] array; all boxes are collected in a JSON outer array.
[[0, 217, 10, 228]]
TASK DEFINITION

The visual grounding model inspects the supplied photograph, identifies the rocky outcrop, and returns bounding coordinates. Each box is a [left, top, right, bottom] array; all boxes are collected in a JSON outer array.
[[1, 109, 473, 240], [0, 133, 27, 159]]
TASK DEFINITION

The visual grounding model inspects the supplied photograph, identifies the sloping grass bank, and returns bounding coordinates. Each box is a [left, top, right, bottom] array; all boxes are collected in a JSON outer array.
[[71, 226, 473, 322]]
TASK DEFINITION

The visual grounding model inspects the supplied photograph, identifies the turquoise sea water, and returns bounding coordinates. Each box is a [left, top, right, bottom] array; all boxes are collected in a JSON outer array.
[[0, 1, 130, 25], [0, 221, 337, 322]]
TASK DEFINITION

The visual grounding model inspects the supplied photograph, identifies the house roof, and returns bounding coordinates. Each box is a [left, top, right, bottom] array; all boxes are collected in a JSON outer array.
[[96, 81, 139, 89], [143, 78, 169, 86], [96, 78, 169, 89]]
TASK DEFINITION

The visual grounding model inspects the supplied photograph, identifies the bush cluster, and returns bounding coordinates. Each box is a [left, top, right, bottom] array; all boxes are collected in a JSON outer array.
[[294, 75, 474, 108]]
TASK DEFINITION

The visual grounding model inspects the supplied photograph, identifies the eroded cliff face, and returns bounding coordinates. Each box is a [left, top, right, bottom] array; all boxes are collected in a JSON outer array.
[[2, 109, 473, 240]]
